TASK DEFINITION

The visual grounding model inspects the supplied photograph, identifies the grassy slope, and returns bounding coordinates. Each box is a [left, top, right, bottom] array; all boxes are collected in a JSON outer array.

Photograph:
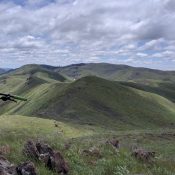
[[0, 75, 175, 130], [38, 76, 175, 129], [0, 115, 174, 175], [56, 63, 175, 82], [7, 64, 67, 83], [0, 65, 175, 174], [120, 81, 175, 103]]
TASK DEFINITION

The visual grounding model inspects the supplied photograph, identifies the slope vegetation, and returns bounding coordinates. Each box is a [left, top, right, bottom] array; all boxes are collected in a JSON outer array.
[[36, 76, 175, 129], [0, 115, 174, 175], [0, 74, 175, 130], [121, 81, 175, 103]]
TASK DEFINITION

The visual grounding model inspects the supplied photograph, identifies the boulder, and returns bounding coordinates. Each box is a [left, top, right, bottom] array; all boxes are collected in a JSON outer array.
[[49, 151, 69, 174], [16, 161, 37, 175], [36, 142, 53, 155], [23, 140, 69, 174], [23, 140, 39, 159], [0, 155, 16, 175]]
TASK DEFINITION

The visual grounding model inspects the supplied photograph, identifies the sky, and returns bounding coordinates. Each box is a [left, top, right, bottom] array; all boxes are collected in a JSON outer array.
[[0, 0, 175, 70]]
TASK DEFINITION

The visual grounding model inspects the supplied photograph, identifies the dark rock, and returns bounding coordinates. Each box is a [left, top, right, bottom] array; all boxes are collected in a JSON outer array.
[[39, 151, 69, 174], [49, 151, 69, 174], [37, 142, 69, 174], [23, 140, 39, 159], [0, 155, 16, 175], [36, 142, 53, 155], [23, 141, 69, 174], [16, 161, 37, 175]]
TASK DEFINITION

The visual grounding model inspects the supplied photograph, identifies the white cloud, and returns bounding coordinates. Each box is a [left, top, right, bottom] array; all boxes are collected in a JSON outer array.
[[0, 0, 174, 69], [136, 53, 148, 57]]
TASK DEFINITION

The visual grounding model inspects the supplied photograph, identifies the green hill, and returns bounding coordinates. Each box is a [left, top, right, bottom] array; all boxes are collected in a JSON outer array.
[[35, 76, 175, 129], [0, 74, 175, 130], [7, 64, 67, 83], [120, 81, 175, 103], [0, 64, 175, 175], [56, 63, 175, 83], [4, 63, 175, 83]]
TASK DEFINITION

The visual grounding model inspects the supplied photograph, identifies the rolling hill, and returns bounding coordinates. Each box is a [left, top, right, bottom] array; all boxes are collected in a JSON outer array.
[[0, 66, 175, 130], [0, 63, 175, 175], [6, 64, 67, 83], [120, 81, 175, 103], [56, 63, 175, 83], [4, 63, 175, 83]]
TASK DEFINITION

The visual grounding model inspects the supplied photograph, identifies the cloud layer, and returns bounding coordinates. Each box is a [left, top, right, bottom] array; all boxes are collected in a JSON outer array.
[[0, 0, 175, 69]]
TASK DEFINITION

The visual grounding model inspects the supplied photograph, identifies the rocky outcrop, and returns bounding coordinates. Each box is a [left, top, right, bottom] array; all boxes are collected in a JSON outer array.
[[0, 155, 37, 175], [23, 140, 69, 174]]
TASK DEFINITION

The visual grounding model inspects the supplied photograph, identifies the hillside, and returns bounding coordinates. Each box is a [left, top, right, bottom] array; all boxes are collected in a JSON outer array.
[[56, 63, 175, 83], [120, 81, 175, 103], [0, 64, 175, 175], [0, 73, 175, 130], [0, 115, 174, 175], [6, 64, 67, 83], [36, 76, 175, 129], [4, 63, 175, 83]]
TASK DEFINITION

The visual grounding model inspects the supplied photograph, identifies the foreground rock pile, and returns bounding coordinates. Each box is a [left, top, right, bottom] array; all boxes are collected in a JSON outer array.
[[0, 138, 156, 174], [16, 161, 37, 175], [0, 140, 69, 175], [0, 155, 36, 175], [23, 140, 69, 174]]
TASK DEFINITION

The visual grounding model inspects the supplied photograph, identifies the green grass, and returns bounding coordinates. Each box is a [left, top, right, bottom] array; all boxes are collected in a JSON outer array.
[[0, 115, 174, 175], [1, 76, 175, 130], [35, 76, 175, 129], [121, 81, 175, 103]]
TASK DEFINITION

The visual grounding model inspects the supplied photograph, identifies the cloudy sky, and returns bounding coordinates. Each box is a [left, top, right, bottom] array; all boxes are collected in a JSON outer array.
[[0, 0, 175, 70]]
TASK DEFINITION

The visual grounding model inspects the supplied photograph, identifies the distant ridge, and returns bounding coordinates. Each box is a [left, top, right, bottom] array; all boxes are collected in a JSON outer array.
[[0, 68, 13, 75], [2, 63, 175, 83], [55, 63, 175, 82]]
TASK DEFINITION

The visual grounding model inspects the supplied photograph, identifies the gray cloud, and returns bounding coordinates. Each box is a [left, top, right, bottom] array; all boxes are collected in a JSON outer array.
[[0, 0, 175, 69]]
